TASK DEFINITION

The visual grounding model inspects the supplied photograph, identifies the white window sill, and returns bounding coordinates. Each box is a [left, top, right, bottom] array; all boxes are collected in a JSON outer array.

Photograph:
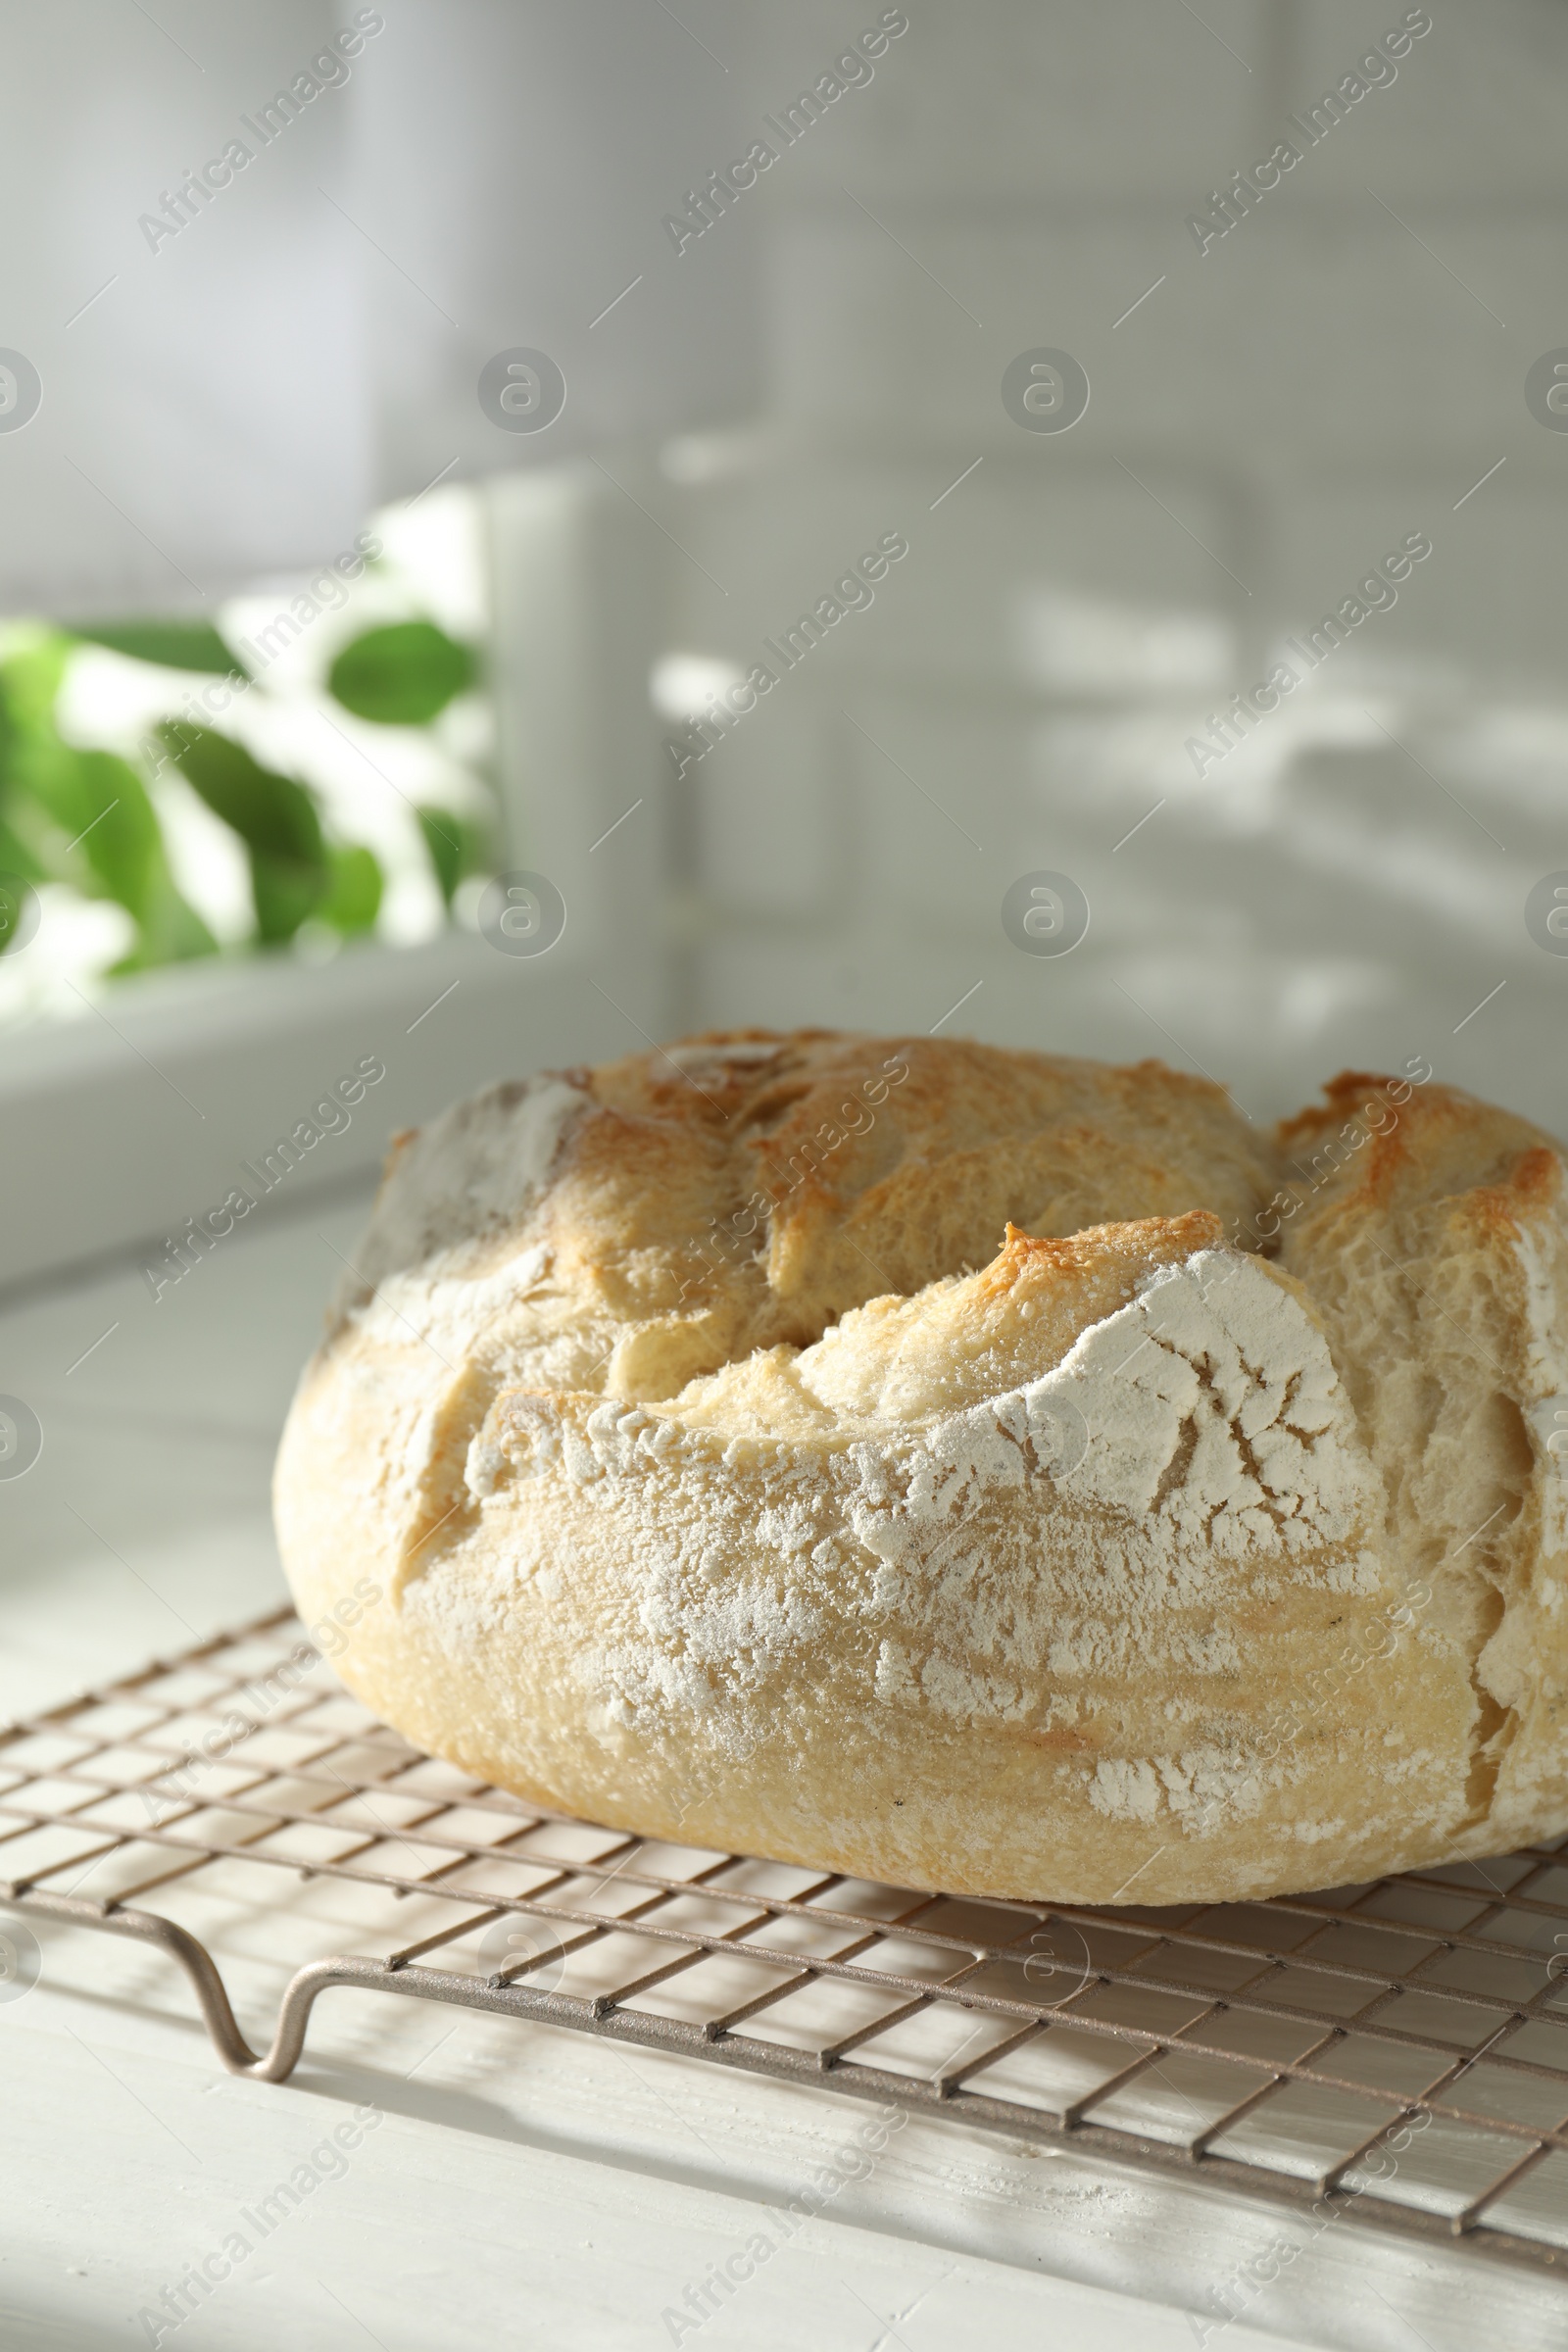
[[0, 929, 629, 1299]]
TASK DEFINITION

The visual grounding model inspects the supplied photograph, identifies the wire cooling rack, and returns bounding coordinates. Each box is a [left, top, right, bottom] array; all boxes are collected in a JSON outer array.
[[4, 1608, 1568, 2275]]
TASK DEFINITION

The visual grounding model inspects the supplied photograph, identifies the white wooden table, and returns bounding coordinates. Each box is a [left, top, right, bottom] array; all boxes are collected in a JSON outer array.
[[0, 1193, 1557, 2352]]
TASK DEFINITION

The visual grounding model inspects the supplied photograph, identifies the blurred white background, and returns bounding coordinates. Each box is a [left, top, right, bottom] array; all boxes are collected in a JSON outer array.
[[1, 0, 1565, 1271]]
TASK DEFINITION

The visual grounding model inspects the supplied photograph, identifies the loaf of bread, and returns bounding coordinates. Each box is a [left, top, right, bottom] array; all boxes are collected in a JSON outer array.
[[272, 1032, 1568, 1903]]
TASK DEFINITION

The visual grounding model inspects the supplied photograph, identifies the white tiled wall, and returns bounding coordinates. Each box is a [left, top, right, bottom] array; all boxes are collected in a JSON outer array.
[[497, 0, 1568, 1134]]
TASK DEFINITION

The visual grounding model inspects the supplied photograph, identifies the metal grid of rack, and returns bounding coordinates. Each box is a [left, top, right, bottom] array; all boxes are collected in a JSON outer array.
[[3, 1605, 1568, 2273]]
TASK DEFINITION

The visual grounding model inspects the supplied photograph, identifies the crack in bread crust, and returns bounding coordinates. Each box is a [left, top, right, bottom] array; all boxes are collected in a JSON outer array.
[[273, 1035, 1568, 1902], [1276, 1085, 1568, 1857]]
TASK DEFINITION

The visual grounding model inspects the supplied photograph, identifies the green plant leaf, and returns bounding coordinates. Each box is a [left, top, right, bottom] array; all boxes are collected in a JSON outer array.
[[10, 740, 153, 907], [417, 805, 492, 905], [0, 674, 17, 804], [327, 621, 475, 725], [250, 855, 329, 945], [154, 723, 323, 865], [0, 651, 205, 947], [0, 639, 72, 742], [112, 872, 219, 972], [74, 755, 164, 917], [418, 806, 461, 902], [153, 722, 329, 946], [74, 752, 156, 891], [0, 814, 45, 886], [0, 640, 218, 970], [70, 621, 245, 677], [318, 844, 383, 935], [33, 748, 219, 964]]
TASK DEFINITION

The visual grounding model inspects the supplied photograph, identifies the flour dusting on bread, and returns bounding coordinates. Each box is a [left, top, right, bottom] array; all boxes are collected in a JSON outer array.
[[274, 1032, 1568, 1903]]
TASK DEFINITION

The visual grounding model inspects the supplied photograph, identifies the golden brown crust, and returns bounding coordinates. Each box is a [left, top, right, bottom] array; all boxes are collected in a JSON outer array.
[[540, 1032, 1285, 1373]]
